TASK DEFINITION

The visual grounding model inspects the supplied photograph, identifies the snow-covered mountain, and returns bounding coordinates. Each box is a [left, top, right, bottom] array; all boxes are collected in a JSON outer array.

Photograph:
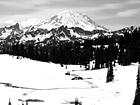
[[0, 23, 22, 40], [38, 10, 108, 31], [18, 11, 110, 43]]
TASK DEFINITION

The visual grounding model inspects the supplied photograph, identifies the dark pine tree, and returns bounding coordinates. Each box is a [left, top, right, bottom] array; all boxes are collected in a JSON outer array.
[[132, 28, 140, 105], [106, 44, 114, 83], [133, 64, 140, 105], [95, 48, 100, 69], [106, 61, 114, 83]]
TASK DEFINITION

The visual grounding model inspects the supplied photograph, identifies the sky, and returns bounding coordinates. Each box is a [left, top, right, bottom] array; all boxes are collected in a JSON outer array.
[[0, 0, 140, 30]]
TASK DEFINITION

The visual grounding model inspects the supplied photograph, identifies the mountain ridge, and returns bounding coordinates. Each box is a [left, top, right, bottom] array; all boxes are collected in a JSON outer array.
[[0, 11, 139, 45]]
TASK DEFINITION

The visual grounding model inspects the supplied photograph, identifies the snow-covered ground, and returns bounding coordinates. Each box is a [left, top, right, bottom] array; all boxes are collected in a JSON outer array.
[[0, 54, 138, 105]]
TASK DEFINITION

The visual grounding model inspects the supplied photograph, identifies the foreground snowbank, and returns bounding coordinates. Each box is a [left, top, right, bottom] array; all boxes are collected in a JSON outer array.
[[0, 54, 138, 105]]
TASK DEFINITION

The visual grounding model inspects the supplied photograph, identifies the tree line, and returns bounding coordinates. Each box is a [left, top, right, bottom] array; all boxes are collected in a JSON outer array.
[[0, 39, 118, 70]]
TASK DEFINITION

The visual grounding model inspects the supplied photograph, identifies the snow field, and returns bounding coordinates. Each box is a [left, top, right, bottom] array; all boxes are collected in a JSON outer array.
[[0, 55, 138, 105]]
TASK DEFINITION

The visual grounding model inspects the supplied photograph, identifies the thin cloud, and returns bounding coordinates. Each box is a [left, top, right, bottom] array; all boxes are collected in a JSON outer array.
[[0, 0, 49, 16], [82, 0, 140, 12], [93, 15, 116, 20], [33, 0, 140, 10], [35, 1, 124, 10], [98, 0, 140, 11], [126, 0, 140, 4], [5, 20, 15, 25], [60, 3, 124, 13], [117, 8, 140, 17], [0, 0, 139, 17], [105, 24, 129, 31]]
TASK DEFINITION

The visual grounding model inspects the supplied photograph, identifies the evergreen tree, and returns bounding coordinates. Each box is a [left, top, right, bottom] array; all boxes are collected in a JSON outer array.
[[106, 44, 114, 83], [95, 48, 100, 69], [106, 61, 114, 83], [133, 64, 140, 105]]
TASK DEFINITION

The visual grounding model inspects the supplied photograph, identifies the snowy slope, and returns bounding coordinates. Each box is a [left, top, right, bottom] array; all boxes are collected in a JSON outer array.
[[0, 29, 13, 39], [0, 55, 138, 105]]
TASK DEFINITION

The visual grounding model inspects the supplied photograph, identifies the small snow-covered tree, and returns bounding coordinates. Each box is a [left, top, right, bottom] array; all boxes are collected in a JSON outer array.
[[74, 97, 82, 105], [8, 98, 11, 105]]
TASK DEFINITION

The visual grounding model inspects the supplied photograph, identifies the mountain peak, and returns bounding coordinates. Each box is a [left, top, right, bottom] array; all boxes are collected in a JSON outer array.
[[5, 23, 20, 30]]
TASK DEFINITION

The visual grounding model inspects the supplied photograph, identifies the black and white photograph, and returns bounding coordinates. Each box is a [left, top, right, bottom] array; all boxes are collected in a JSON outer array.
[[0, 0, 140, 105]]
